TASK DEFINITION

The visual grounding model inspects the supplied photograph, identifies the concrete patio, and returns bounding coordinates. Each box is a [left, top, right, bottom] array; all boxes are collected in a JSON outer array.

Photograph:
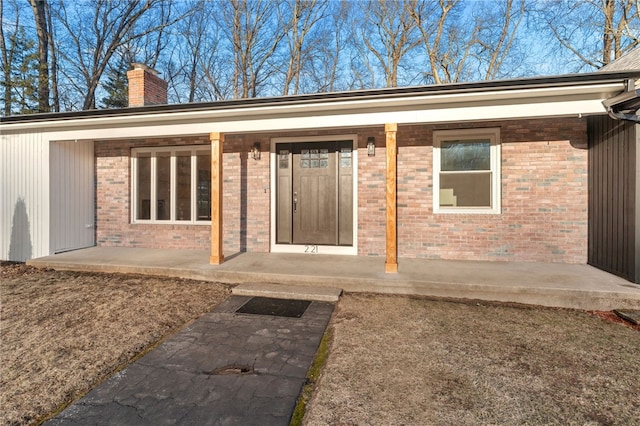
[[28, 246, 640, 310]]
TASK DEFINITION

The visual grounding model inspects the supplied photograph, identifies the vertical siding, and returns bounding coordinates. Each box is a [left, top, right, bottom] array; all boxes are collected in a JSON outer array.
[[1, 132, 50, 261], [50, 141, 95, 253], [634, 125, 640, 283], [588, 116, 638, 283]]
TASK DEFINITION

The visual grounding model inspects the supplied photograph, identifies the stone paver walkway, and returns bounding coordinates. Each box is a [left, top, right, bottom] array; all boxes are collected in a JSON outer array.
[[45, 296, 334, 426]]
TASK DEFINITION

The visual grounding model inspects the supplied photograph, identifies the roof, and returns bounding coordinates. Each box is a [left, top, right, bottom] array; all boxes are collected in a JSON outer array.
[[600, 47, 640, 72], [2, 70, 639, 138], [2, 71, 639, 125]]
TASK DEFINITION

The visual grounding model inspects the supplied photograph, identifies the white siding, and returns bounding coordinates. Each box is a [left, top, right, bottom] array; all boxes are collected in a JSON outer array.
[[1, 132, 50, 261], [50, 141, 95, 253]]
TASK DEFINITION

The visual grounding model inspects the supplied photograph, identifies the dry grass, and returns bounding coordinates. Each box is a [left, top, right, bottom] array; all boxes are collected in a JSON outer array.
[[0, 263, 230, 426], [304, 293, 640, 426], [3, 264, 639, 426]]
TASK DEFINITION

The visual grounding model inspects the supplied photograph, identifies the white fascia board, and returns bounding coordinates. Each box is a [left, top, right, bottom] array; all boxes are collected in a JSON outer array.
[[2, 82, 623, 140], [39, 98, 607, 142]]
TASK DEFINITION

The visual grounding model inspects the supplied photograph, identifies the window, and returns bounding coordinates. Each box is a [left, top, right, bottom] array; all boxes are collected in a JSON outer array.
[[131, 146, 211, 223], [433, 128, 501, 214]]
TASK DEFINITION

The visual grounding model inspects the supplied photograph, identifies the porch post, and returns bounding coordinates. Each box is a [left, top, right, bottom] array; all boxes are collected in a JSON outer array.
[[385, 123, 398, 273], [210, 132, 224, 264]]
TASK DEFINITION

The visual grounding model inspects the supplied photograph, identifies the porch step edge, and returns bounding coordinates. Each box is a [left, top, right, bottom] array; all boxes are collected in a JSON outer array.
[[232, 283, 342, 302]]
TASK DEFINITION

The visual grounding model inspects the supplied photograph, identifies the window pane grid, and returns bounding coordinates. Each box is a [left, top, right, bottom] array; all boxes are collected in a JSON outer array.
[[176, 152, 192, 221], [135, 154, 151, 220], [196, 152, 211, 221], [132, 146, 210, 224], [156, 153, 171, 220]]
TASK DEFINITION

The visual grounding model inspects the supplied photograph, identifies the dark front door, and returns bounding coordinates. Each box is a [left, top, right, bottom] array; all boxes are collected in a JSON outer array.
[[276, 141, 353, 246]]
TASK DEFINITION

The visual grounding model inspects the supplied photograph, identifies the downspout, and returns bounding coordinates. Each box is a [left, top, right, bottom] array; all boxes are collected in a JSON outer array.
[[606, 109, 640, 123], [603, 79, 640, 123]]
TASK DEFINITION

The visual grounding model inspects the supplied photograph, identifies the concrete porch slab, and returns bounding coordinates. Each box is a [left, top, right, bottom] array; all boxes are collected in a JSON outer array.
[[232, 283, 342, 302], [28, 247, 640, 311]]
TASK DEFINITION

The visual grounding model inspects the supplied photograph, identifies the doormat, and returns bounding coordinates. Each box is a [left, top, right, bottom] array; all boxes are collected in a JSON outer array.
[[236, 297, 311, 318]]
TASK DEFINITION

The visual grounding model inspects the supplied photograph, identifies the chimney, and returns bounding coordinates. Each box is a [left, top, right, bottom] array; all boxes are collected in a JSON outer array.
[[126, 63, 168, 107]]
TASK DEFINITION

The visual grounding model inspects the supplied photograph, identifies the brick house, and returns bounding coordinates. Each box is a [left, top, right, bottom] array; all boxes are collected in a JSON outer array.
[[2, 63, 639, 283]]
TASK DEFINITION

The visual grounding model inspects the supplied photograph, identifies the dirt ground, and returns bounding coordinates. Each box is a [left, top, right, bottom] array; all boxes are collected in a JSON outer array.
[[0, 262, 230, 426], [303, 293, 640, 426]]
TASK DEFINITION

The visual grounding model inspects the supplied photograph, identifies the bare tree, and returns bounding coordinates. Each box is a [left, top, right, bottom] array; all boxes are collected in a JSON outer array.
[[408, 0, 525, 84], [171, 0, 229, 102], [277, 0, 329, 95], [198, 20, 230, 100], [28, 0, 50, 112], [473, 0, 526, 80], [307, 1, 350, 92], [180, 0, 206, 102], [540, 0, 640, 70], [359, 0, 421, 87], [52, 0, 181, 110], [1, 0, 17, 115], [220, 0, 286, 98], [45, 0, 59, 111], [1, 0, 42, 115], [409, 0, 476, 84]]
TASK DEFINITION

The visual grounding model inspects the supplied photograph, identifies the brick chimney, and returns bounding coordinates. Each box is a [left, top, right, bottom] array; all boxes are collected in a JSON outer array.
[[126, 63, 168, 107]]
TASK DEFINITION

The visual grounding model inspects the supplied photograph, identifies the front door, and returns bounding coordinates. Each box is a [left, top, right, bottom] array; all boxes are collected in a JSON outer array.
[[276, 141, 353, 246]]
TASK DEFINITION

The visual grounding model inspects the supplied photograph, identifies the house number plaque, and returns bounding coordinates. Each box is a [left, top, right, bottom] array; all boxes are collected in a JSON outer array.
[[304, 245, 318, 253]]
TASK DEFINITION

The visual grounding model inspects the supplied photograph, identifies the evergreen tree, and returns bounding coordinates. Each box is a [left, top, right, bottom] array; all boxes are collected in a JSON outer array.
[[8, 27, 39, 114], [100, 61, 129, 109]]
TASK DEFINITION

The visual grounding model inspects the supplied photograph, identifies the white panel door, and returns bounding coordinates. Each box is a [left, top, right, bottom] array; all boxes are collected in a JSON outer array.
[[50, 141, 95, 253]]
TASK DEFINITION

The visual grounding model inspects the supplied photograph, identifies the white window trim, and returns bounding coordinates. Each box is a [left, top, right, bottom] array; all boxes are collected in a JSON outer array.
[[433, 128, 501, 214], [131, 145, 211, 225]]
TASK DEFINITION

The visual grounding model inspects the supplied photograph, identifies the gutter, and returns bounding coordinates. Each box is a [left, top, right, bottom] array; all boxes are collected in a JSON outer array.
[[606, 111, 640, 123], [602, 79, 640, 123], [3, 70, 640, 125], [0, 82, 629, 135]]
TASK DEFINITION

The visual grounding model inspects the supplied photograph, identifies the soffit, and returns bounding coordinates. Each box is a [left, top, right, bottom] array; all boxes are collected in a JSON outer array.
[[0, 74, 635, 138]]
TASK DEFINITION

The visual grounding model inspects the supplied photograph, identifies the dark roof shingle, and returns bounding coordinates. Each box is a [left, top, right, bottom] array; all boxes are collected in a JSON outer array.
[[600, 47, 640, 71]]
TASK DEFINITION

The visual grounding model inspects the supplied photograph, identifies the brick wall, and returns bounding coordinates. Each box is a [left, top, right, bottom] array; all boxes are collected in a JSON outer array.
[[94, 117, 588, 263], [356, 128, 387, 256], [96, 136, 211, 250], [220, 135, 270, 253], [395, 118, 588, 263], [96, 135, 271, 254], [126, 67, 168, 107]]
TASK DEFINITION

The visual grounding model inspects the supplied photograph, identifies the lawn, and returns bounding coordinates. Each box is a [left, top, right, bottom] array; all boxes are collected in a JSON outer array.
[[2, 263, 639, 426], [0, 263, 230, 426], [303, 293, 640, 425]]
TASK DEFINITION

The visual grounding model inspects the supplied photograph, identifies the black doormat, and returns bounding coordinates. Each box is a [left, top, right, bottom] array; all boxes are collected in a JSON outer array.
[[236, 297, 311, 318]]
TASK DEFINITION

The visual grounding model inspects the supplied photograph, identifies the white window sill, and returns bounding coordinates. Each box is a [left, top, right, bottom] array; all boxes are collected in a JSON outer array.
[[434, 207, 501, 215], [131, 220, 211, 225]]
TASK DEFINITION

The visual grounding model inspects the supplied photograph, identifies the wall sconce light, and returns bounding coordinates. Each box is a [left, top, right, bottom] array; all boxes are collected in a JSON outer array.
[[251, 142, 261, 160], [367, 137, 375, 157]]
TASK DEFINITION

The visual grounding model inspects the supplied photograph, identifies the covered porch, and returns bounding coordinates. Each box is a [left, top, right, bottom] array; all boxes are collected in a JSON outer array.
[[27, 247, 640, 311]]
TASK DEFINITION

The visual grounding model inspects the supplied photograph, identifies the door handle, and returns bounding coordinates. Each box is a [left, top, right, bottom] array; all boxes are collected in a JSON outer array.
[[293, 192, 297, 213]]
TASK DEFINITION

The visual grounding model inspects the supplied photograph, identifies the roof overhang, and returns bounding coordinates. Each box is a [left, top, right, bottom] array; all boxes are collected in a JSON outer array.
[[602, 81, 640, 123], [2, 71, 639, 139]]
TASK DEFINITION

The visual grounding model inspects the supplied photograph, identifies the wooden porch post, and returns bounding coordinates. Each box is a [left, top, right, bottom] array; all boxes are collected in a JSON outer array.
[[385, 123, 398, 273], [210, 132, 224, 264]]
